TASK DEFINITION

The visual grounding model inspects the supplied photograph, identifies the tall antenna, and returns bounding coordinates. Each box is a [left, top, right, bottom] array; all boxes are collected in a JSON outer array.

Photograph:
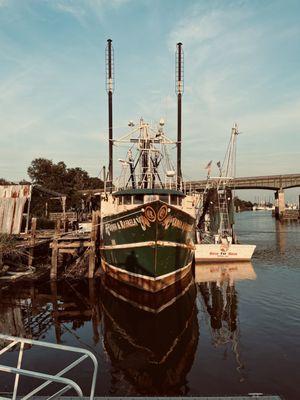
[[106, 39, 114, 189], [175, 42, 184, 189]]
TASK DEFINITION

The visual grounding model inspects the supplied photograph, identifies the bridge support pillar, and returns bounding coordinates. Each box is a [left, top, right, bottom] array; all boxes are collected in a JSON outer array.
[[275, 189, 285, 219]]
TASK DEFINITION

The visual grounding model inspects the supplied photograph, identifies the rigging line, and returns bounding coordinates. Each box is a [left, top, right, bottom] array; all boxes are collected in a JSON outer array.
[[150, 157, 163, 187], [233, 132, 237, 193], [97, 166, 104, 179]]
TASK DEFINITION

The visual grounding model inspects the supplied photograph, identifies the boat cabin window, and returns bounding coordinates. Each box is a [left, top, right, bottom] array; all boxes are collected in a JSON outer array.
[[144, 195, 159, 203], [116, 193, 183, 206], [123, 195, 132, 205], [170, 195, 177, 205], [133, 194, 144, 204], [159, 195, 169, 204], [170, 194, 183, 206]]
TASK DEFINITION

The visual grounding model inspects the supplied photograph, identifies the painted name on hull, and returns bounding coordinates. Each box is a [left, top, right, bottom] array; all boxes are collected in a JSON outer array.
[[209, 252, 238, 256], [104, 204, 194, 236]]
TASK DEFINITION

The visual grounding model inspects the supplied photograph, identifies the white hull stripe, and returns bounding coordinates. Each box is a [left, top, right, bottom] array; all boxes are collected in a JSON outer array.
[[100, 240, 195, 250], [101, 258, 192, 281], [103, 279, 194, 314]]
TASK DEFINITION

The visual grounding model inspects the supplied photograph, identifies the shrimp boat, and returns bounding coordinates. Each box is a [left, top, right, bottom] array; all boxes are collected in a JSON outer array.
[[100, 40, 196, 292], [195, 124, 256, 262]]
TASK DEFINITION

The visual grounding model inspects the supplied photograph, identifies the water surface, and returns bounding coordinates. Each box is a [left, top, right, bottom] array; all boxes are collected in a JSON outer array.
[[0, 211, 299, 399]]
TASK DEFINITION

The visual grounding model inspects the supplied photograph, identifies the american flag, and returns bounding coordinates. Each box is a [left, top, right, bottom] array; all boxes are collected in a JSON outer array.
[[204, 160, 212, 170]]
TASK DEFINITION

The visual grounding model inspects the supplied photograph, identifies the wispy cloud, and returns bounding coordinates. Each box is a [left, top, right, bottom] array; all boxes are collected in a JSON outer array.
[[0, 0, 299, 184], [54, 2, 86, 25], [166, 1, 300, 178], [50, 0, 131, 25]]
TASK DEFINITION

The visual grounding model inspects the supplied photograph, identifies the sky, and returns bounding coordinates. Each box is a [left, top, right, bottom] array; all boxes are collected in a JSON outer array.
[[0, 0, 299, 201]]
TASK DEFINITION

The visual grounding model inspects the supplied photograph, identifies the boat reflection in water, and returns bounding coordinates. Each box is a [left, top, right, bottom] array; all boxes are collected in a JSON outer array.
[[100, 269, 199, 395], [195, 261, 256, 287], [0, 262, 256, 394], [0, 269, 199, 395], [195, 262, 256, 381]]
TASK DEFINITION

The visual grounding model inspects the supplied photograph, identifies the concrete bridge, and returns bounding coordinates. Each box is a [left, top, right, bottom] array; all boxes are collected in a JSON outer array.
[[187, 173, 300, 191], [187, 173, 300, 219]]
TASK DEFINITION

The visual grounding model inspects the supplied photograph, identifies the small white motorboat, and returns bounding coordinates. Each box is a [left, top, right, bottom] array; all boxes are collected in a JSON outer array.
[[195, 242, 256, 262]]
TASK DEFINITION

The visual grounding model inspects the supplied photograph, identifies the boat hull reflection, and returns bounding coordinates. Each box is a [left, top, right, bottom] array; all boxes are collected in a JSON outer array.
[[195, 261, 256, 284], [101, 266, 194, 313], [100, 274, 199, 394], [196, 262, 256, 380]]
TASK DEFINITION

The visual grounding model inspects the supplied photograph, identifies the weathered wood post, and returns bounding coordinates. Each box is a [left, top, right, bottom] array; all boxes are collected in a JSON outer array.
[[51, 219, 61, 280], [30, 217, 37, 246], [28, 217, 37, 267], [63, 216, 69, 233], [51, 241, 58, 280], [55, 218, 61, 236]]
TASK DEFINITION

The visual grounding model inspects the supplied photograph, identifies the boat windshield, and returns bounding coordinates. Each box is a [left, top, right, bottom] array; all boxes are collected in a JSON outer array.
[[114, 190, 184, 206]]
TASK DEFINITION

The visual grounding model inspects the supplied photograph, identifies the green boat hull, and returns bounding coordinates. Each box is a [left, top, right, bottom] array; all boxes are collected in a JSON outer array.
[[100, 200, 195, 291]]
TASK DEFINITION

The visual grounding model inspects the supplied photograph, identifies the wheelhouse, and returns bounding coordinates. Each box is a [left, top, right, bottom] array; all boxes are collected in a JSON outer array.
[[113, 188, 185, 207]]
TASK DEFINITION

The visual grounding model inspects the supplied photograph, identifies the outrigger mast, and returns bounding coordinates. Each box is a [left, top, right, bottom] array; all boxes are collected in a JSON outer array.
[[106, 39, 114, 190], [176, 42, 184, 189], [105, 41, 185, 192]]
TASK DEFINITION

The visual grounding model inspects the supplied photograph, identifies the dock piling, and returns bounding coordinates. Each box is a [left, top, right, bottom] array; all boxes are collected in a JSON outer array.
[[30, 217, 37, 246], [55, 219, 61, 237], [51, 239, 58, 280]]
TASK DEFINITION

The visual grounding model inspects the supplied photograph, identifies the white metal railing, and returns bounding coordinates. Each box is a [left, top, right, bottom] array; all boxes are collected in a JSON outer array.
[[0, 334, 98, 400]]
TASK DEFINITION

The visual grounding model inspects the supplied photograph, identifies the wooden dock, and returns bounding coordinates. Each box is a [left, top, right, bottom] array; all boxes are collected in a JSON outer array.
[[49, 211, 101, 280], [0, 211, 101, 286]]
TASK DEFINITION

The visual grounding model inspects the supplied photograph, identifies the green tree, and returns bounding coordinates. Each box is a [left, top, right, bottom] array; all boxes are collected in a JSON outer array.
[[28, 159, 68, 193], [27, 158, 103, 216], [234, 196, 253, 211]]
